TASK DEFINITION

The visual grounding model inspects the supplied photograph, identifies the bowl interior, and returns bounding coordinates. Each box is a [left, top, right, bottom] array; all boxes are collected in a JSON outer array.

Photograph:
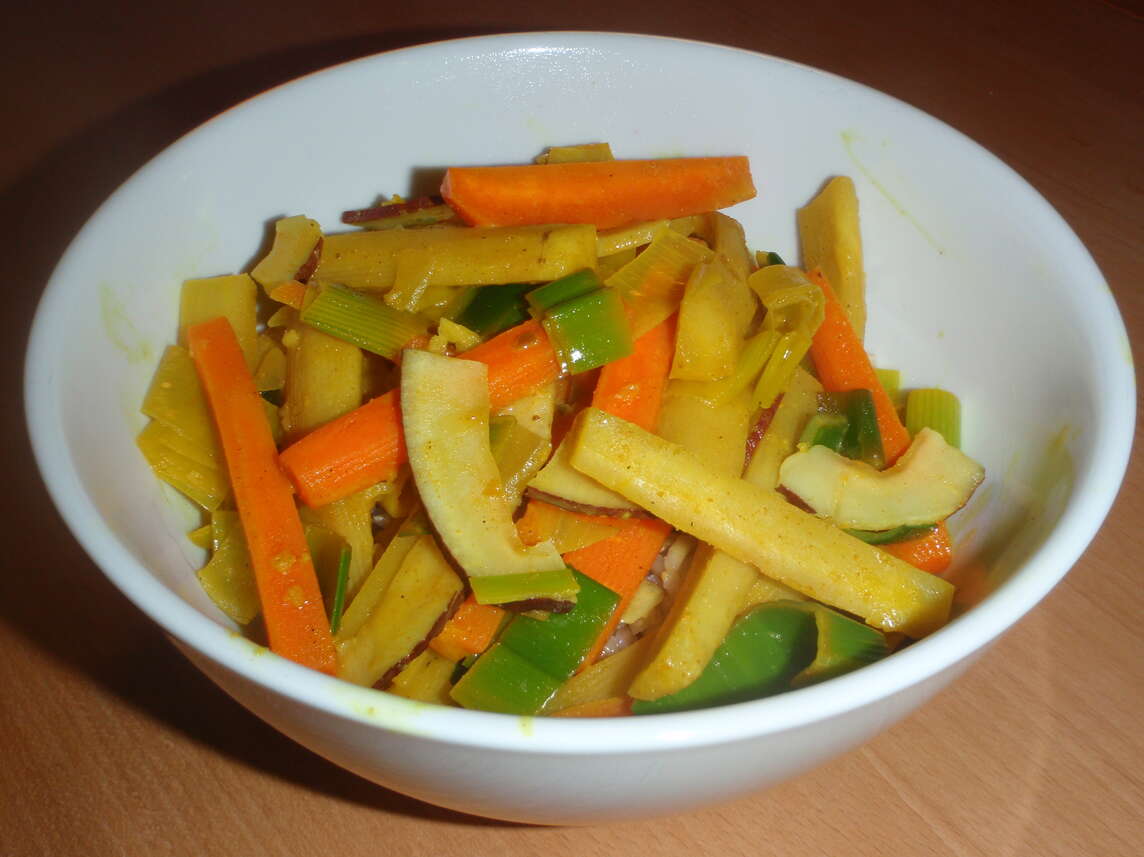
[[26, 33, 1134, 747]]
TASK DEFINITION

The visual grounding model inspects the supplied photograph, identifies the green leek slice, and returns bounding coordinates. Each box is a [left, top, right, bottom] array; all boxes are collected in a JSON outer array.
[[300, 282, 428, 360]]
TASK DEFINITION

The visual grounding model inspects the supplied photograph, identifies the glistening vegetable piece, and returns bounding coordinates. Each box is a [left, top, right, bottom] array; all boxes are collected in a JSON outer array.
[[186, 317, 337, 674], [441, 157, 756, 230], [279, 319, 562, 507], [400, 350, 569, 601], [568, 408, 955, 638], [808, 269, 911, 463]]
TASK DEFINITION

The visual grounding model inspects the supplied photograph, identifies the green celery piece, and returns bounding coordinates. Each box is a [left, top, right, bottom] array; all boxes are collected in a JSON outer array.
[[497, 571, 620, 680], [449, 643, 564, 714], [450, 282, 533, 338], [469, 568, 581, 607], [798, 412, 849, 452], [790, 604, 890, 688], [328, 544, 351, 635], [525, 269, 603, 313], [631, 603, 817, 715], [542, 287, 633, 375], [906, 388, 961, 449], [846, 523, 938, 545], [300, 282, 428, 360]]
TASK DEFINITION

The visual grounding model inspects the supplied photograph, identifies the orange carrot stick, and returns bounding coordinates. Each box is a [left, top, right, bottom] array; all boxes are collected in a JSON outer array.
[[268, 280, 307, 310], [807, 268, 912, 463], [881, 522, 954, 574], [279, 320, 563, 507], [591, 314, 676, 431], [186, 317, 337, 674], [564, 516, 672, 667], [441, 157, 756, 230], [459, 319, 562, 410], [429, 594, 507, 662], [279, 389, 405, 508]]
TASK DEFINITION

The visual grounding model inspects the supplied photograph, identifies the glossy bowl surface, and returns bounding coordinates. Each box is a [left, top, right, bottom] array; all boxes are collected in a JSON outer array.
[[25, 32, 1135, 823]]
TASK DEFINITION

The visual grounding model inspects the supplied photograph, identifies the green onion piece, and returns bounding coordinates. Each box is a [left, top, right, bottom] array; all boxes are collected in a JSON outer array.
[[753, 328, 813, 409], [790, 603, 889, 688], [449, 643, 564, 714], [763, 251, 785, 266], [328, 544, 351, 635], [843, 388, 885, 468], [525, 269, 603, 313], [449, 282, 533, 338], [906, 388, 961, 448], [300, 282, 428, 360], [845, 523, 937, 545], [799, 413, 849, 452], [817, 390, 884, 467], [631, 603, 817, 714], [469, 568, 581, 607], [542, 287, 633, 375], [497, 571, 619, 680], [489, 415, 549, 506]]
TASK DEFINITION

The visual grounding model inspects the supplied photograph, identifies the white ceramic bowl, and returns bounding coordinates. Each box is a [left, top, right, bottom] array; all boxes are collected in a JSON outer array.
[[25, 33, 1135, 824]]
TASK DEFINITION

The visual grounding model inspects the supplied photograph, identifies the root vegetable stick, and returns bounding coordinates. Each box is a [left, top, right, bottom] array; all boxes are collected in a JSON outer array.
[[442, 157, 756, 229]]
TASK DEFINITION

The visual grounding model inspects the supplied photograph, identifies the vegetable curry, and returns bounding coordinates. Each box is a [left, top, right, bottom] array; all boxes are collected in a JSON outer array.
[[138, 144, 984, 715]]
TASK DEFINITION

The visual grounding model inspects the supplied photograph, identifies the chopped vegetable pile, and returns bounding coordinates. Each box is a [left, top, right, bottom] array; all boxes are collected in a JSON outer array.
[[138, 143, 984, 715]]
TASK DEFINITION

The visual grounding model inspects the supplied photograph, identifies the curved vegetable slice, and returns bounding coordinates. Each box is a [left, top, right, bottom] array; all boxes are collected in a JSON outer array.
[[778, 427, 985, 530], [400, 350, 567, 592], [441, 156, 756, 230]]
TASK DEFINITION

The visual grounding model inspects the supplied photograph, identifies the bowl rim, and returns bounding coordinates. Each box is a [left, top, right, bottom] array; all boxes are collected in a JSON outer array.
[[24, 30, 1137, 755]]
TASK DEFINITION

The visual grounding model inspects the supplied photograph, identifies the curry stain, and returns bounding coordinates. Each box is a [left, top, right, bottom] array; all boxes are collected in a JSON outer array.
[[839, 130, 946, 255], [100, 284, 155, 364]]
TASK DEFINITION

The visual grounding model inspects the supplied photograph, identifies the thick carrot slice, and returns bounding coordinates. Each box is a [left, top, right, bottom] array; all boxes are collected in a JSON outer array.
[[441, 157, 756, 230], [564, 516, 672, 667], [807, 268, 911, 463], [186, 317, 337, 674], [279, 390, 405, 508], [590, 315, 676, 431], [459, 319, 562, 410], [429, 594, 506, 662], [279, 320, 562, 507], [881, 522, 954, 574]]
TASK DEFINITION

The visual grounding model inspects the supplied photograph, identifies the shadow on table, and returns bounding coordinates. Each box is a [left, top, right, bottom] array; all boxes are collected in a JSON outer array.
[[0, 25, 546, 830]]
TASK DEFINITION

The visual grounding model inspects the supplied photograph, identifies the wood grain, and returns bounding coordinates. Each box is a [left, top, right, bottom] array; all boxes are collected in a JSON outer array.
[[3, 1, 1140, 854]]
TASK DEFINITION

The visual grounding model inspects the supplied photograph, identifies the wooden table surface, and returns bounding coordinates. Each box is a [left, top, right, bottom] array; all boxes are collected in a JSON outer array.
[[3, 1, 1140, 854]]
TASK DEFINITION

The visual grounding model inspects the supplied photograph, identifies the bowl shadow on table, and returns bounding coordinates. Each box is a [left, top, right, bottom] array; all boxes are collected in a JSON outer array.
[[2, 26, 546, 830]]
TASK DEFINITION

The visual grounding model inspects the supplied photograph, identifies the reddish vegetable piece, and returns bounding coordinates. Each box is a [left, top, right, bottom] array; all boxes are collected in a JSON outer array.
[[881, 522, 954, 574], [441, 157, 756, 230], [564, 516, 672, 668], [807, 268, 911, 464], [590, 314, 676, 432], [428, 594, 506, 662], [186, 317, 337, 674], [279, 320, 562, 507]]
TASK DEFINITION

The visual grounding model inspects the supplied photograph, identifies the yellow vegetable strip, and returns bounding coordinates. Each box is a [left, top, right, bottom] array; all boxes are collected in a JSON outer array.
[[569, 408, 954, 638]]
